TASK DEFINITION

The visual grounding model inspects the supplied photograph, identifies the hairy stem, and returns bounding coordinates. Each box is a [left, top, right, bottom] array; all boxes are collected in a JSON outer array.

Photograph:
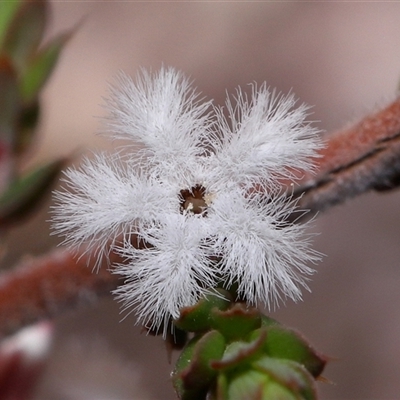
[[295, 96, 400, 212], [0, 248, 120, 338]]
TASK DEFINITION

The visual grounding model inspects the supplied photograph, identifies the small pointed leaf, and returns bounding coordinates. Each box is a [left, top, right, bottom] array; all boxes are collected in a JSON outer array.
[[260, 314, 280, 328], [211, 330, 267, 373], [20, 31, 71, 102], [254, 357, 317, 400], [174, 289, 231, 332], [0, 0, 22, 48], [251, 325, 327, 378], [173, 330, 226, 400], [226, 369, 296, 400], [210, 303, 261, 342], [3, 0, 47, 71]]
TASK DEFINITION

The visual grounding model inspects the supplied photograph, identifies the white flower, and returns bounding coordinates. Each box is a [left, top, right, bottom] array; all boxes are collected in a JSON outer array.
[[52, 67, 322, 334]]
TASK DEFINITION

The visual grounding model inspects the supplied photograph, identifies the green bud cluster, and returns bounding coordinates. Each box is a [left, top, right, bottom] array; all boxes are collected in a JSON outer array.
[[172, 290, 327, 400]]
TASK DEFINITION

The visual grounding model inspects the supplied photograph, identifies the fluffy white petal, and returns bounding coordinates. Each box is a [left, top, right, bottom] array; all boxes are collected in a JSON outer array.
[[52, 154, 177, 262], [113, 214, 216, 334], [209, 190, 321, 307], [104, 67, 213, 166], [209, 85, 321, 190]]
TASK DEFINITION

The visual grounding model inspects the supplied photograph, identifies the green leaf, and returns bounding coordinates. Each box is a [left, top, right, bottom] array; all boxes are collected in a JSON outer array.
[[214, 356, 316, 400], [253, 358, 317, 400], [211, 329, 267, 372], [20, 31, 71, 102], [174, 289, 232, 333], [173, 330, 226, 400], [210, 303, 261, 342], [225, 368, 298, 400], [0, 159, 65, 227], [260, 314, 280, 328], [0, 0, 22, 48], [251, 325, 327, 378], [2, 0, 48, 71]]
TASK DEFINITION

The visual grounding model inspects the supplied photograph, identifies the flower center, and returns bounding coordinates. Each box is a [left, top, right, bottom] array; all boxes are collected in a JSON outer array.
[[180, 185, 208, 215]]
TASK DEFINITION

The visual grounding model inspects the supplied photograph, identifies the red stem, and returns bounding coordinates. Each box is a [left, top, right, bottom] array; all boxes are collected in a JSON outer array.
[[296, 97, 400, 211], [0, 248, 120, 338]]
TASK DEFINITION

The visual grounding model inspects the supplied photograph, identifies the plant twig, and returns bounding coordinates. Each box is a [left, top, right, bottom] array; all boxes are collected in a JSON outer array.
[[0, 248, 120, 338], [295, 96, 400, 212]]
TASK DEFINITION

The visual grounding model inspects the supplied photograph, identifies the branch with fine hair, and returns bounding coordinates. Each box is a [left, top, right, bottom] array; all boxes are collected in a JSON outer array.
[[295, 96, 400, 212], [1, 96, 400, 338], [0, 248, 120, 338]]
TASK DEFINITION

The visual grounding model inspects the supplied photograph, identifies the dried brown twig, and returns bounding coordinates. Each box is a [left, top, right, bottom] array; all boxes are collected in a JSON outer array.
[[1, 96, 400, 338]]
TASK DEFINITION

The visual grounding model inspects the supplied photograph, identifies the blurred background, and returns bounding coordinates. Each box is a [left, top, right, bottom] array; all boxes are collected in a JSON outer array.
[[4, 1, 400, 399]]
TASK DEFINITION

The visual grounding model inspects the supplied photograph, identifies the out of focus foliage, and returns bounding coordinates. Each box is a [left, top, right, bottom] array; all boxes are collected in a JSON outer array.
[[0, 0, 69, 228]]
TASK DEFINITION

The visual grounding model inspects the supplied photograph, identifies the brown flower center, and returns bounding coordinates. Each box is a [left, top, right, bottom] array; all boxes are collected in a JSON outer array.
[[180, 185, 208, 215]]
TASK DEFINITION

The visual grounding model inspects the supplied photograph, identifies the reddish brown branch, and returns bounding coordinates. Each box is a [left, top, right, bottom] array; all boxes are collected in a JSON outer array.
[[0, 248, 120, 338], [296, 96, 400, 212]]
